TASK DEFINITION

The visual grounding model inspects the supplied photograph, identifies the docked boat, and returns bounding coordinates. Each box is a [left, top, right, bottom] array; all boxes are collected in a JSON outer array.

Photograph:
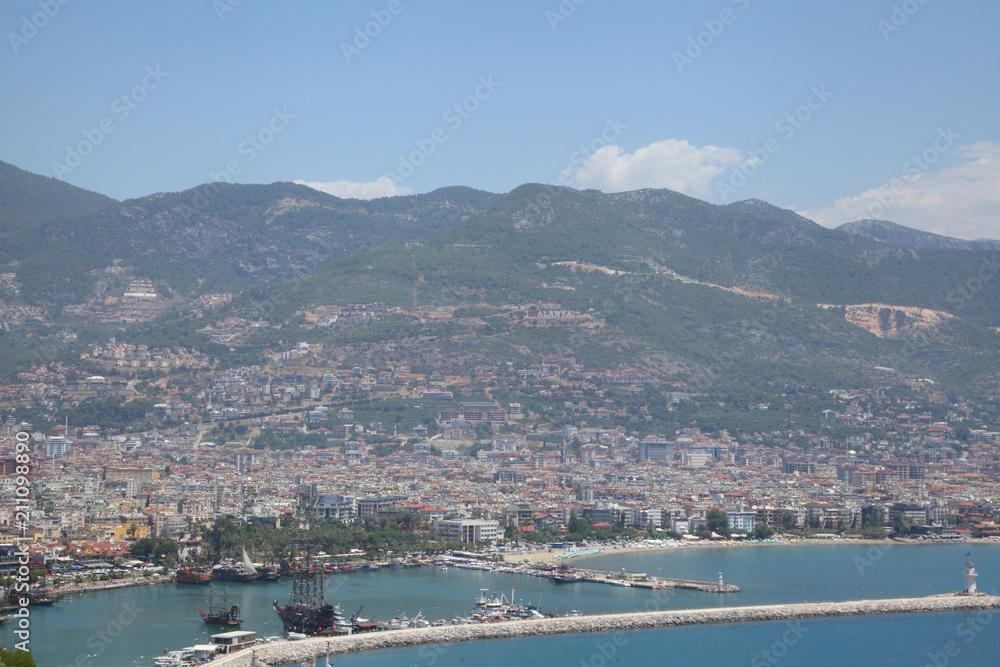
[[151, 650, 198, 666], [551, 573, 585, 584], [26, 589, 61, 606], [387, 612, 410, 629], [330, 604, 354, 634], [472, 589, 544, 621], [175, 567, 213, 584], [273, 545, 340, 635], [199, 585, 242, 626], [256, 566, 281, 582], [473, 589, 507, 617], [387, 611, 430, 629], [212, 548, 260, 583], [212, 564, 257, 583]]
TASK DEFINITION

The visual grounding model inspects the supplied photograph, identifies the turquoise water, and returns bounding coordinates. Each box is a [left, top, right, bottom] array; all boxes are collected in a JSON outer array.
[[2, 543, 997, 666]]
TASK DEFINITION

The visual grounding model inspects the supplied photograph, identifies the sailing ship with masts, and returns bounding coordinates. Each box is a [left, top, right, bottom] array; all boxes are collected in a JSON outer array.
[[198, 585, 242, 626], [212, 547, 259, 583], [273, 543, 344, 635]]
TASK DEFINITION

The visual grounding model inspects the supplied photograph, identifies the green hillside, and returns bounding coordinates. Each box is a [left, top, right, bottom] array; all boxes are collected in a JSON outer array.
[[0, 160, 117, 234], [1, 162, 998, 401]]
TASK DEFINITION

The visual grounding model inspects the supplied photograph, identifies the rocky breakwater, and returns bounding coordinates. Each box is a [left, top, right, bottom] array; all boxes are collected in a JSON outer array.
[[203, 594, 1000, 666]]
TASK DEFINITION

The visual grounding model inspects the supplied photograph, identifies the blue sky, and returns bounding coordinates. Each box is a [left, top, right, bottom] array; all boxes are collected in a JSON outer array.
[[3, 0, 998, 238]]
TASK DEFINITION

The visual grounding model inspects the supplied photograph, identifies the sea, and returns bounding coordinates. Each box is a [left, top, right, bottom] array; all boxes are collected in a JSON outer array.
[[3, 542, 999, 666]]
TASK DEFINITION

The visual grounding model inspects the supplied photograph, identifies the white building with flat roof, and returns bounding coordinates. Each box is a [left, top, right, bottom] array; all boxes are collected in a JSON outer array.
[[433, 519, 501, 544]]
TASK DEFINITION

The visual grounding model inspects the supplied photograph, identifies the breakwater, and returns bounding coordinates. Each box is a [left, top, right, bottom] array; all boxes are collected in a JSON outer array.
[[202, 593, 1000, 666]]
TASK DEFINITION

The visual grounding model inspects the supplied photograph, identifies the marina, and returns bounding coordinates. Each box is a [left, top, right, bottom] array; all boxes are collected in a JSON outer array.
[[3, 542, 998, 666], [201, 593, 1000, 666]]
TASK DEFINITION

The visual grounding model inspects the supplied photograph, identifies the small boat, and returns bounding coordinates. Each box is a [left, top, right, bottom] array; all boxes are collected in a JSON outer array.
[[152, 650, 197, 666], [387, 612, 411, 629], [330, 604, 353, 634]]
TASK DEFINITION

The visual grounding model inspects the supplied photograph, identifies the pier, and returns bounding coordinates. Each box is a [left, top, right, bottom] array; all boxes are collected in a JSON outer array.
[[200, 593, 1000, 666], [571, 567, 741, 593]]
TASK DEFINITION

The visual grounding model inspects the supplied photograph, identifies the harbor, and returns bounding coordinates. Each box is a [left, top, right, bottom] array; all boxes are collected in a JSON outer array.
[[5, 542, 998, 667], [200, 593, 1000, 666], [140, 557, 983, 665]]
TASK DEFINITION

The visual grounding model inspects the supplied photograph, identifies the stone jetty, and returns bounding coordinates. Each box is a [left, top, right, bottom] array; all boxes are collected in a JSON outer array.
[[202, 593, 1000, 666]]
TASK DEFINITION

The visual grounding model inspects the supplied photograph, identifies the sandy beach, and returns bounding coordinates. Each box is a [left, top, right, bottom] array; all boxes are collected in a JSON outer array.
[[501, 536, 987, 566]]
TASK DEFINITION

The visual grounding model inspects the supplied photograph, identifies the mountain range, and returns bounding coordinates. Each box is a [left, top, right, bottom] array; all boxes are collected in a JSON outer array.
[[1, 160, 998, 403]]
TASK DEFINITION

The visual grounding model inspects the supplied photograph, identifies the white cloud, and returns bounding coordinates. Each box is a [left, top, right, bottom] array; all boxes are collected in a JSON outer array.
[[294, 176, 412, 200], [563, 139, 744, 196], [800, 142, 1000, 241]]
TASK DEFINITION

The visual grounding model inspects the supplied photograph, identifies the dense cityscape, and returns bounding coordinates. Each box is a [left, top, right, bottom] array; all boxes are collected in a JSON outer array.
[[4, 337, 999, 572]]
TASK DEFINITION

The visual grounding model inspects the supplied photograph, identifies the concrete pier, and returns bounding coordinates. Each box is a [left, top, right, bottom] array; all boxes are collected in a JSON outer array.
[[572, 568, 741, 593], [201, 593, 1000, 666]]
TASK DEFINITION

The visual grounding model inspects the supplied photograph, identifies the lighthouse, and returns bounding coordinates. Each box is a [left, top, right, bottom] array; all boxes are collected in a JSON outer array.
[[964, 561, 978, 595]]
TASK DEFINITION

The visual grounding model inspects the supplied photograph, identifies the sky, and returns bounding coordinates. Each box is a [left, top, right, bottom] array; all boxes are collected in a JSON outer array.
[[3, 0, 999, 239]]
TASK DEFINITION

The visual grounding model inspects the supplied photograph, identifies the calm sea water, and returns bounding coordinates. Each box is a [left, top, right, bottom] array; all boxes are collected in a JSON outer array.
[[3, 543, 998, 666]]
